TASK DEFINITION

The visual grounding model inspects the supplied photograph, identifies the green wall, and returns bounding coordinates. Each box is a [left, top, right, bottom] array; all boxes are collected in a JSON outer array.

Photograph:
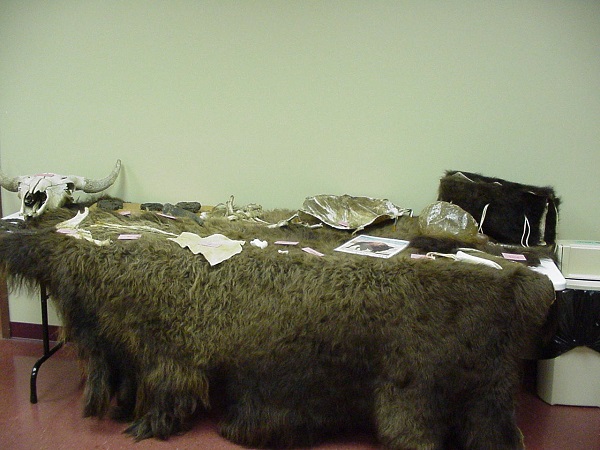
[[1, 1, 599, 324]]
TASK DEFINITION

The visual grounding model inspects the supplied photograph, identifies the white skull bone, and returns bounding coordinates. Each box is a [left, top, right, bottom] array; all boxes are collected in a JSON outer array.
[[0, 160, 121, 219]]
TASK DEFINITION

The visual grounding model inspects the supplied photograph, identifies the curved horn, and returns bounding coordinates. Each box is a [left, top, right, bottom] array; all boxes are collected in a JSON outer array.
[[0, 168, 20, 192], [79, 160, 122, 193]]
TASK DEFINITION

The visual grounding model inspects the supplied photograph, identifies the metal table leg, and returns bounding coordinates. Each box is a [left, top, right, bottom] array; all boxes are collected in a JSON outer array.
[[30, 283, 63, 404]]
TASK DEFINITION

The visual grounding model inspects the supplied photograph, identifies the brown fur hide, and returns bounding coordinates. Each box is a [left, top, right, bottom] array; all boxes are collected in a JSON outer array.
[[0, 208, 555, 449], [438, 171, 560, 246]]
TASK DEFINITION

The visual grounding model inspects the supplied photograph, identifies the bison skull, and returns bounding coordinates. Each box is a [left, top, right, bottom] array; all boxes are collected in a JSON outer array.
[[0, 160, 121, 218]]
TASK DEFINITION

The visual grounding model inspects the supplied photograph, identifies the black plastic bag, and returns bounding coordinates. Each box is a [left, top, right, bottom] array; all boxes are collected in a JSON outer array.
[[540, 289, 600, 359]]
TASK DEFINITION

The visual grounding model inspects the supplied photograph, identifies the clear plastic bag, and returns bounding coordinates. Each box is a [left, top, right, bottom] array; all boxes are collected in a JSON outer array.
[[418, 201, 479, 240]]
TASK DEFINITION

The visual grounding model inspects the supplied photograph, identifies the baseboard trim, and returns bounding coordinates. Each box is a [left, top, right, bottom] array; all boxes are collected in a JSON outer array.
[[9, 322, 61, 341]]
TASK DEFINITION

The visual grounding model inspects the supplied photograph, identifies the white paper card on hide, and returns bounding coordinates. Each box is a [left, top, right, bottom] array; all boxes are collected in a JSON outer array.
[[335, 235, 409, 259], [168, 232, 245, 266]]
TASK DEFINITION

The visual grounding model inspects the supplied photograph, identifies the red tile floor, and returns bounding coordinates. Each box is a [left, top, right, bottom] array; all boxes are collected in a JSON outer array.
[[1, 338, 598, 450]]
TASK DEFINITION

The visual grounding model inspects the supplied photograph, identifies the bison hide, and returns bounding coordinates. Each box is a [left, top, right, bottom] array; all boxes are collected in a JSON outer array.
[[0, 209, 555, 449]]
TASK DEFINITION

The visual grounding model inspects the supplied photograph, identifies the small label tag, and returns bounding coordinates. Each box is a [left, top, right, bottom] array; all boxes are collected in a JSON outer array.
[[275, 241, 299, 246], [157, 213, 178, 220], [56, 228, 77, 234], [200, 241, 222, 248], [118, 234, 142, 240], [302, 247, 324, 257], [119, 210, 131, 216], [502, 253, 527, 261]]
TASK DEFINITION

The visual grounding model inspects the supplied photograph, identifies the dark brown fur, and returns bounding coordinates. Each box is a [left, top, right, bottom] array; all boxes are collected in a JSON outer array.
[[438, 170, 560, 246], [0, 209, 555, 449]]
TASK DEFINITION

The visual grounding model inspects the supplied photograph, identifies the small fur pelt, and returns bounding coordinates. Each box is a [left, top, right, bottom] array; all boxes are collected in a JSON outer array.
[[0, 209, 555, 449], [407, 235, 551, 267]]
